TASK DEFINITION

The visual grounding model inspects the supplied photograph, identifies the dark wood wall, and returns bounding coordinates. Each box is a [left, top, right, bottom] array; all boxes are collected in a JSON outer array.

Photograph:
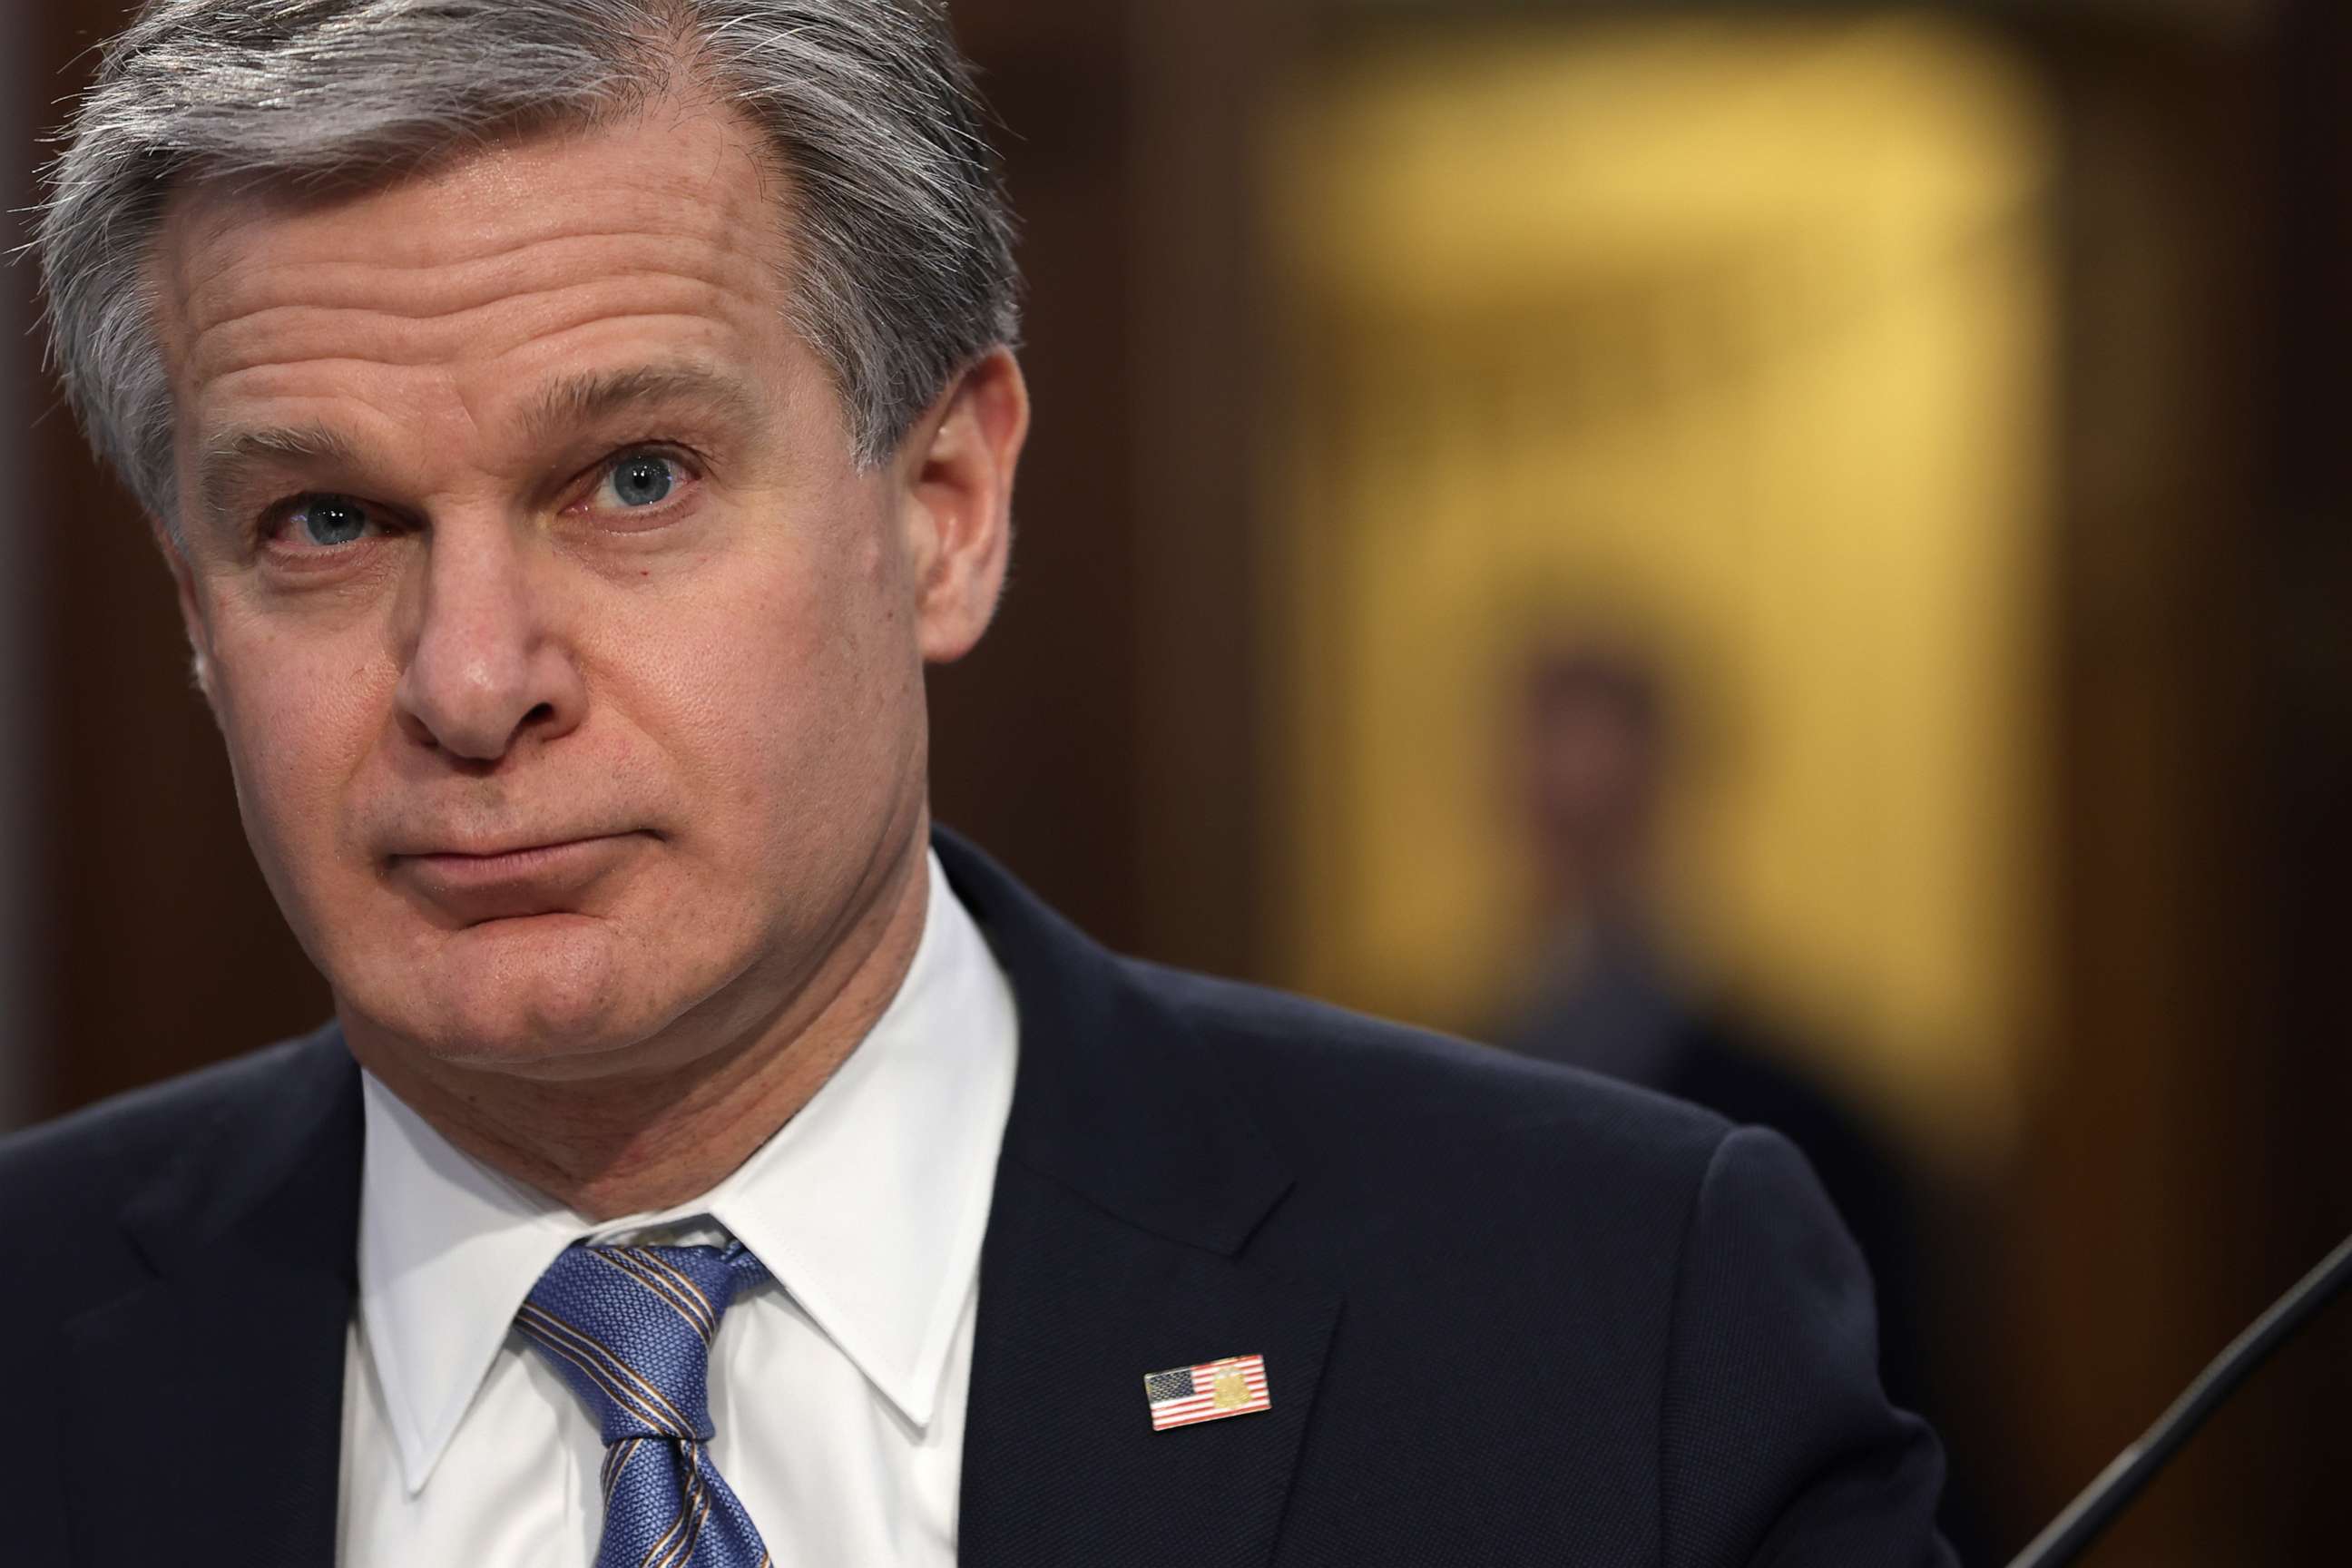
[[2246, 0, 2352, 1554], [1999, 5, 2352, 1562], [2015, 17, 2280, 1562], [0, 0, 46, 1125], [928, 0, 1150, 956]]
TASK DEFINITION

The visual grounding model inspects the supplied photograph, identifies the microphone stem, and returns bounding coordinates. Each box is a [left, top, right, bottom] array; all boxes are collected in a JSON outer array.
[[2006, 1227, 2352, 1568]]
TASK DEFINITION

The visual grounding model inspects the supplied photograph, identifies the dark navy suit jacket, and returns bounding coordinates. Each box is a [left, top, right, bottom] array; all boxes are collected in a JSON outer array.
[[0, 831, 1955, 1565]]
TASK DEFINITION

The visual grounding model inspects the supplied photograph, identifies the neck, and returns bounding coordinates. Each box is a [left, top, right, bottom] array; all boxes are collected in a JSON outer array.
[[348, 829, 934, 1221]]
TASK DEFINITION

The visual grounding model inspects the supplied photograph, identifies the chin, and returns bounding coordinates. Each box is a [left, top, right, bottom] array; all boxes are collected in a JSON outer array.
[[359, 914, 684, 1073]]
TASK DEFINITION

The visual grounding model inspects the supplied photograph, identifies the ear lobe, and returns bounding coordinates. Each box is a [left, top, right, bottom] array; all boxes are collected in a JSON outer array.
[[188, 646, 218, 707], [904, 347, 1029, 663], [152, 514, 223, 717]]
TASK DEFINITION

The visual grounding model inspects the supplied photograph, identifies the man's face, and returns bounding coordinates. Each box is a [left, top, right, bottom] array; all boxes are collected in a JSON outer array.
[[152, 102, 1014, 1073]]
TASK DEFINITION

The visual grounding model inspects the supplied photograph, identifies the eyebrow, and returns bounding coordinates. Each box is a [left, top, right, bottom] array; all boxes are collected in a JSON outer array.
[[195, 423, 368, 529], [190, 362, 771, 529], [519, 362, 772, 449]]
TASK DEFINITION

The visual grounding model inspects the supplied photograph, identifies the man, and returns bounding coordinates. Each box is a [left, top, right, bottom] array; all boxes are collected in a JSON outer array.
[[3, 3, 1955, 1564]]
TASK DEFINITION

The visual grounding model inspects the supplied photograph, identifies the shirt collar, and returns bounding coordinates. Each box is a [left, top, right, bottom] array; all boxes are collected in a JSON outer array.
[[357, 849, 1018, 1494]]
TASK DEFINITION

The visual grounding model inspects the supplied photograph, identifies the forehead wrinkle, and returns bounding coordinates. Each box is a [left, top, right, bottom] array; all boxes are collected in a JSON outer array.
[[162, 184, 791, 399], [161, 106, 799, 339], [177, 231, 770, 338], [179, 251, 768, 383], [189, 294, 762, 386]]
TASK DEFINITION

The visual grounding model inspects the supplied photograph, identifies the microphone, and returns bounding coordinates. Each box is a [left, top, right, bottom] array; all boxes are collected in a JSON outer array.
[[2005, 1228, 2352, 1568]]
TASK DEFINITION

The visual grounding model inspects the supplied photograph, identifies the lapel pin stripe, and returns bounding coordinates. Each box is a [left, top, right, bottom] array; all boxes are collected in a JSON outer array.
[[1144, 1354, 1272, 1430]]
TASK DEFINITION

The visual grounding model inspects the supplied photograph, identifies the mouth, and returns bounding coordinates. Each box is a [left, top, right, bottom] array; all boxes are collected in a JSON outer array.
[[387, 832, 653, 922]]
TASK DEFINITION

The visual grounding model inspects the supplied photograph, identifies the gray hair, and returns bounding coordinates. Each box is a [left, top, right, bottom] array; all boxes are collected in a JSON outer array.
[[34, 0, 1021, 532]]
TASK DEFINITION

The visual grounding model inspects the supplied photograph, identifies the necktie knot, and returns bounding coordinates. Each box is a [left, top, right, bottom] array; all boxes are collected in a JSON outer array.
[[519, 1240, 774, 1567], [518, 1241, 769, 1446]]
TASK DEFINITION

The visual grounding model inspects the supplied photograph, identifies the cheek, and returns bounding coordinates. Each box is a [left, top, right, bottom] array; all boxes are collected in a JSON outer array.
[[619, 518, 919, 844], [208, 618, 396, 874]]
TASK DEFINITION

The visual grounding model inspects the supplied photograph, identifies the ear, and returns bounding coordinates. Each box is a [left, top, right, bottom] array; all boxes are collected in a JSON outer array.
[[152, 514, 222, 718], [897, 347, 1029, 663]]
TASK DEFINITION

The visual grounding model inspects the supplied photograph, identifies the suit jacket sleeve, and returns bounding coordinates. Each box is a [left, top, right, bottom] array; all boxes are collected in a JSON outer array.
[[1661, 1125, 1955, 1568]]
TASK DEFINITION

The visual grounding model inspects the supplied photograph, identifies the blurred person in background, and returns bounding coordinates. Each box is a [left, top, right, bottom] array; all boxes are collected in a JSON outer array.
[[1496, 639, 1982, 1550], [0, 2, 1953, 1564]]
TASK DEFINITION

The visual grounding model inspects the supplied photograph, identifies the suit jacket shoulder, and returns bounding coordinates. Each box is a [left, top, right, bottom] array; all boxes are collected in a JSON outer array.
[[1145, 965, 1949, 1567], [0, 1024, 357, 1324], [0, 1026, 361, 1568], [1134, 958, 1747, 1347], [942, 831, 1952, 1568], [1140, 955, 1733, 1222]]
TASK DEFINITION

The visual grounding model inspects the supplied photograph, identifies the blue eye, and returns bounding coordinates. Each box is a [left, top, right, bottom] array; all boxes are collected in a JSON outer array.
[[292, 495, 371, 547], [603, 455, 678, 508]]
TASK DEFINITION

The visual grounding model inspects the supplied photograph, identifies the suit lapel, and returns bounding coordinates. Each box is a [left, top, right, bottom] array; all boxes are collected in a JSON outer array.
[[63, 1032, 361, 1568], [939, 833, 1342, 1568], [960, 1165, 1339, 1568]]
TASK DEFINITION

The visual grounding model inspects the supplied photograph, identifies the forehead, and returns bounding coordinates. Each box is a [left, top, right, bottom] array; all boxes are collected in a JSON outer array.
[[152, 100, 802, 451]]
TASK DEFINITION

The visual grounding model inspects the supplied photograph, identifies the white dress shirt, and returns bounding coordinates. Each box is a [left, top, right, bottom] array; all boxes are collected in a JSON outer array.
[[338, 851, 1018, 1567]]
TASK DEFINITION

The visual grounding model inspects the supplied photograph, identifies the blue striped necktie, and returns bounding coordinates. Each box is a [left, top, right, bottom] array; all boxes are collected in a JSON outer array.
[[518, 1241, 774, 1568]]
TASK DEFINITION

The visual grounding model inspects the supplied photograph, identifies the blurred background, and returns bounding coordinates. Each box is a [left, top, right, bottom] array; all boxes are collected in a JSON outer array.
[[5, 0, 2347, 1562]]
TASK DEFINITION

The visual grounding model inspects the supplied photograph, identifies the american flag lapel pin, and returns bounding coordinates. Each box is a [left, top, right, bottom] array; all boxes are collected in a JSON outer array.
[[1143, 1354, 1272, 1430]]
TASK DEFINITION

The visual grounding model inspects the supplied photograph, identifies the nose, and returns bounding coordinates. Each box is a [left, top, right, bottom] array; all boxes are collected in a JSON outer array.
[[394, 516, 586, 762]]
